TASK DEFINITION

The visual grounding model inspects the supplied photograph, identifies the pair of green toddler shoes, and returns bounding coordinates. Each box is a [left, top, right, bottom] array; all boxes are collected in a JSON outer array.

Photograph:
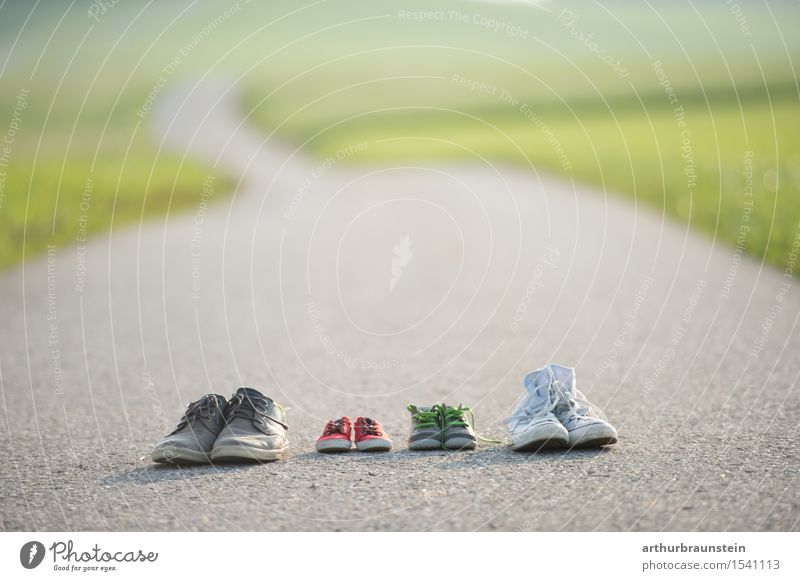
[[407, 403, 479, 450]]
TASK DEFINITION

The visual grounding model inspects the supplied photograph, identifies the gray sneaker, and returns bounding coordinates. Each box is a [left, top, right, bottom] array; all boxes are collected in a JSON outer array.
[[210, 387, 289, 462], [504, 369, 569, 452], [547, 364, 617, 448], [439, 403, 477, 450], [151, 394, 227, 464], [407, 405, 442, 450]]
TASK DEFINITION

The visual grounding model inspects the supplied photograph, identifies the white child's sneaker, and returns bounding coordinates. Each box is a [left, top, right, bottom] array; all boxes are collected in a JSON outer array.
[[547, 364, 618, 448], [504, 368, 569, 451]]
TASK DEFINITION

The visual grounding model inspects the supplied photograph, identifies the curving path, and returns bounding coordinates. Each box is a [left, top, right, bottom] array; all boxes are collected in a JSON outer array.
[[1, 79, 798, 531]]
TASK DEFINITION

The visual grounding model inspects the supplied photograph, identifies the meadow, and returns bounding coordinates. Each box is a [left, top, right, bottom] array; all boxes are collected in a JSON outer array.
[[243, 0, 800, 271], [0, 2, 231, 270], [1, 0, 798, 271]]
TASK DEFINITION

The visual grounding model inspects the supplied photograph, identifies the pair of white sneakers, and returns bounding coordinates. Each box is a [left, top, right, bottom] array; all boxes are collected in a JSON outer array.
[[504, 364, 618, 451]]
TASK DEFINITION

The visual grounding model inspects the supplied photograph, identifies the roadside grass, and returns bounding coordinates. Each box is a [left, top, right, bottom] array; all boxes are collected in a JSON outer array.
[[2, 0, 798, 272], [259, 89, 799, 270], [239, 0, 800, 272], [0, 143, 217, 271], [0, 3, 231, 271]]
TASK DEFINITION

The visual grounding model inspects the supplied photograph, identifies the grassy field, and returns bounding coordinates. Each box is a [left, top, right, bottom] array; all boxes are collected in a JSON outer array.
[[0, 82, 217, 269], [272, 88, 799, 269], [0, 2, 233, 270], [240, 0, 800, 271], [1, 0, 798, 271]]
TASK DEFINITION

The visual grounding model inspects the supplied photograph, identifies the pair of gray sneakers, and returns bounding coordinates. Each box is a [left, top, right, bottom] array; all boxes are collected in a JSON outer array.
[[407, 403, 478, 450], [151, 387, 289, 464]]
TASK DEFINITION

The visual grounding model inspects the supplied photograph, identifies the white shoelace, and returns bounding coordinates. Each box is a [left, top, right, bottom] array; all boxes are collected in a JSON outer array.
[[503, 382, 558, 430], [505, 365, 607, 430], [552, 376, 607, 423]]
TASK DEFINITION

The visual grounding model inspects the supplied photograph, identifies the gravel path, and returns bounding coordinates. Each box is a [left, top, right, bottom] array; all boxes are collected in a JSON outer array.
[[1, 79, 798, 531]]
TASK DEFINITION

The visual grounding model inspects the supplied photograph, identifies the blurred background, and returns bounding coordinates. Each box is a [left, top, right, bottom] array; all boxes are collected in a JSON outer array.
[[3, 0, 800, 534], [1, 0, 798, 272]]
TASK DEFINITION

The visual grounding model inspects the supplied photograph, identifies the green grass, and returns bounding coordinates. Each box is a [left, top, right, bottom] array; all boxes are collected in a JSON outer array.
[[2, 0, 799, 272], [0, 88, 220, 269], [240, 0, 800, 271], [0, 2, 233, 270], [261, 90, 798, 269]]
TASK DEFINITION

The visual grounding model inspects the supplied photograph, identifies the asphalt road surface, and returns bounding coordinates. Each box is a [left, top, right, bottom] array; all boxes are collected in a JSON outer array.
[[1, 79, 798, 531]]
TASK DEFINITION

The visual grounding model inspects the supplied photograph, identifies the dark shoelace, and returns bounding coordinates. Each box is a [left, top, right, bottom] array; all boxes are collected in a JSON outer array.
[[356, 418, 382, 436], [171, 395, 223, 433], [225, 393, 289, 430], [323, 418, 350, 436]]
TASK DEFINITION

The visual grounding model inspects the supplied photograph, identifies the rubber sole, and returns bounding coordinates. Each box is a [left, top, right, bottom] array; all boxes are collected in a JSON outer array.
[[511, 436, 569, 452], [355, 438, 392, 452], [570, 435, 618, 448], [315, 439, 352, 453], [209, 443, 288, 463], [443, 437, 476, 450], [510, 423, 570, 452], [151, 446, 210, 465], [568, 423, 618, 448], [408, 438, 442, 451]]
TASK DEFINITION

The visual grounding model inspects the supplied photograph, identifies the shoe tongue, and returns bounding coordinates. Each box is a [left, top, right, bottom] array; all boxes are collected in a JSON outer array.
[[514, 373, 551, 414], [548, 364, 576, 393], [524, 368, 547, 388], [234, 387, 269, 401], [523, 371, 550, 397]]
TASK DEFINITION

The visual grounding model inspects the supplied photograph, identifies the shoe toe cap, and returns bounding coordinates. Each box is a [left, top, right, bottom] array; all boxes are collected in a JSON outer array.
[[568, 420, 618, 445], [214, 432, 285, 451]]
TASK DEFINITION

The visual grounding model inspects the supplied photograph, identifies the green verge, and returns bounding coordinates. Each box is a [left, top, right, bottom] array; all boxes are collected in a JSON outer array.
[[238, 0, 800, 273], [0, 3, 232, 271], [4, 0, 798, 273], [0, 110, 221, 270], [244, 82, 800, 272]]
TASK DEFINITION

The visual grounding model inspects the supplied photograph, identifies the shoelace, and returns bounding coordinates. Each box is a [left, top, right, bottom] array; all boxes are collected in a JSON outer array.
[[356, 418, 382, 436], [438, 403, 470, 428], [323, 418, 350, 436], [407, 404, 440, 428], [502, 384, 558, 431], [225, 393, 290, 430], [407, 403, 503, 446], [171, 395, 223, 433], [552, 380, 605, 422], [436, 403, 505, 446], [539, 364, 606, 424]]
